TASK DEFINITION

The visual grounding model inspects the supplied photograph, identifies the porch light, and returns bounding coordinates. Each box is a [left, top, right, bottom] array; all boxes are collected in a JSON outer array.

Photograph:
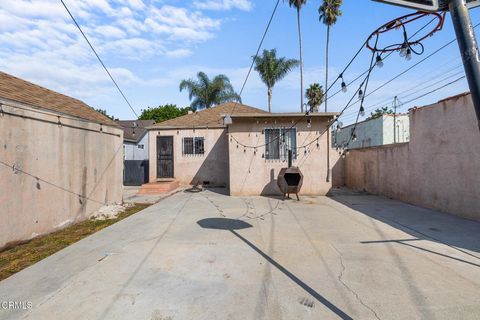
[[223, 115, 233, 125]]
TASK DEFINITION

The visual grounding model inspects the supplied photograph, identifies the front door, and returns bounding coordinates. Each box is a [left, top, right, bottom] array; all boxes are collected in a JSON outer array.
[[157, 136, 174, 178]]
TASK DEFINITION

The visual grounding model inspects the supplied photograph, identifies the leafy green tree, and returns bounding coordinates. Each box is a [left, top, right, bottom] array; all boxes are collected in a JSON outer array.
[[179, 72, 241, 110], [285, 0, 307, 112], [368, 107, 394, 120], [253, 49, 299, 113], [139, 104, 191, 123], [305, 83, 324, 112], [95, 108, 118, 121]]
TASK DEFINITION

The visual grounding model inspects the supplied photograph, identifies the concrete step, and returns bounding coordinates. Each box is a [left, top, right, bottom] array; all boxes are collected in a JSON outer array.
[[138, 180, 180, 195]]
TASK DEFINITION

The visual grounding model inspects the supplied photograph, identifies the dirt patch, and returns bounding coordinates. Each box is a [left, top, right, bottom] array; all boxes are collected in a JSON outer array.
[[0, 203, 150, 281]]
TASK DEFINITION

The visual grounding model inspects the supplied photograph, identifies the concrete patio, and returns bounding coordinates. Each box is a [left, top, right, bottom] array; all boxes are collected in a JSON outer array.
[[1, 188, 479, 320]]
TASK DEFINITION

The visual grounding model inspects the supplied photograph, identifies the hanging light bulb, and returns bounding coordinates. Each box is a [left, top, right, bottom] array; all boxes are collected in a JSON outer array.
[[376, 55, 384, 68], [358, 89, 364, 99], [352, 133, 357, 142], [399, 43, 408, 57], [307, 118, 312, 128], [360, 106, 365, 117], [341, 81, 347, 93], [406, 48, 412, 61]]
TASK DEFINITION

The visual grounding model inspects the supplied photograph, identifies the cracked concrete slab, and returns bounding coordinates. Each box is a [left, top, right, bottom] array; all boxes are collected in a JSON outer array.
[[1, 189, 480, 319]]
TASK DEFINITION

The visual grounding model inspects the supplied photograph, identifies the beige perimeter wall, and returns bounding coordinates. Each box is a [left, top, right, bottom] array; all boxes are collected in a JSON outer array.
[[0, 102, 123, 249], [228, 117, 334, 196], [345, 93, 480, 220], [149, 128, 229, 187]]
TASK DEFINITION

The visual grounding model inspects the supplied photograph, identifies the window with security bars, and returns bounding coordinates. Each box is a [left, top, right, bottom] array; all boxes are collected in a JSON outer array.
[[264, 128, 297, 160], [183, 137, 205, 155]]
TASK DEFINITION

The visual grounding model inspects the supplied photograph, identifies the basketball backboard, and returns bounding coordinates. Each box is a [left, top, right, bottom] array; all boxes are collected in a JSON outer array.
[[372, 0, 480, 12]]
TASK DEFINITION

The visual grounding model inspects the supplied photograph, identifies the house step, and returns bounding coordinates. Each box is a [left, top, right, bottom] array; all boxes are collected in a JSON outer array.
[[138, 180, 180, 195]]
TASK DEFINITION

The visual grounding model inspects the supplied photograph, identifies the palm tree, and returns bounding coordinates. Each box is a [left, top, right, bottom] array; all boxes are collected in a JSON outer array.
[[319, 0, 342, 113], [285, 0, 307, 112], [305, 83, 324, 112], [319, 0, 342, 183], [253, 49, 299, 113], [179, 72, 241, 110]]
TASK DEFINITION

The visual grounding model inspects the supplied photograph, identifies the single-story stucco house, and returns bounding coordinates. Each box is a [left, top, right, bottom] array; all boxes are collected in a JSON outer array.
[[146, 102, 339, 196], [0, 71, 123, 249]]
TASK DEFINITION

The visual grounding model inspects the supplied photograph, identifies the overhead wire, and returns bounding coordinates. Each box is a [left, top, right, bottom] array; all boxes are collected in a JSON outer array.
[[60, 0, 139, 118]]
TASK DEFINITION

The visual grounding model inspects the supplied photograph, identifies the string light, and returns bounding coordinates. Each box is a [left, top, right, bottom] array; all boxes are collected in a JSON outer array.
[[358, 89, 364, 99], [376, 55, 384, 68], [360, 106, 365, 117], [399, 43, 408, 57], [352, 133, 357, 142], [406, 48, 412, 61], [307, 118, 312, 128]]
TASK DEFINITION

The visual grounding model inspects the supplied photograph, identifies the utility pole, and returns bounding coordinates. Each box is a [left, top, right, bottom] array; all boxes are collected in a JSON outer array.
[[449, 0, 480, 129]]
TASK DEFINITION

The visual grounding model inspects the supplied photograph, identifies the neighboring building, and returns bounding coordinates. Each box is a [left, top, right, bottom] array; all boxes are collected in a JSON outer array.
[[0, 71, 123, 249], [147, 102, 339, 196], [118, 120, 156, 160], [333, 114, 409, 149]]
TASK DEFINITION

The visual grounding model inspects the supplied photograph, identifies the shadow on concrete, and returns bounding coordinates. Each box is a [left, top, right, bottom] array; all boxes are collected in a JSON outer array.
[[329, 189, 480, 259], [197, 218, 354, 320], [361, 238, 480, 268]]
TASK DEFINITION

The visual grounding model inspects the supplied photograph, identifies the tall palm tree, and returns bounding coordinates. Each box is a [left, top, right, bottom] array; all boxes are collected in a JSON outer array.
[[319, 0, 342, 183], [179, 72, 241, 110], [319, 0, 342, 113], [253, 49, 299, 113], [305, 83, 324, 112], [285, 0, 307, 112]]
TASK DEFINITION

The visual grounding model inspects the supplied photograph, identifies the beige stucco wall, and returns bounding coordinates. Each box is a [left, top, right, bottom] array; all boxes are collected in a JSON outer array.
[[0, 102, 123, 249], [228, 117, 334, 196], [345, 93, 480, 220], [148, 128, 229, 187]]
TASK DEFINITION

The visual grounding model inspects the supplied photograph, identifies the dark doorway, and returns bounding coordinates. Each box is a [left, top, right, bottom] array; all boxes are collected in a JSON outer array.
[[157, 136, 174, 178]]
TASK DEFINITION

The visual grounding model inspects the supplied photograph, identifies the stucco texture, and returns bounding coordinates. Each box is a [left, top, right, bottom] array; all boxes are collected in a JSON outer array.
[[228, 117, 333, 196], [148, 128, 229, 187], [345, 93, 480, 220], [0, 103, 123, 248]]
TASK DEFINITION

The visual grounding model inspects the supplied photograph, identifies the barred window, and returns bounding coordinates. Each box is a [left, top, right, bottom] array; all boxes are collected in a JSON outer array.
[[264, 128, 297, 160], [183, 137, 205, 155]]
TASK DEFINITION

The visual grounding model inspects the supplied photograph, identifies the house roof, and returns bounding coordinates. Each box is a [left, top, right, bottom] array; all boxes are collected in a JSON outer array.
[[150, 102, 267, 129], [230, 112, 340, 118], [117, 120, 156, 143], [0, 71, 118, 126]]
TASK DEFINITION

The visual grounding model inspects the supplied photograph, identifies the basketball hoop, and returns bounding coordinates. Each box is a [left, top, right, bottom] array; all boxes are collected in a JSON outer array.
[[366, 11, 446, 55]]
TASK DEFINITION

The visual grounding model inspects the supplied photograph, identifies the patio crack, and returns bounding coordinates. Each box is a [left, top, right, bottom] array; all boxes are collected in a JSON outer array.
[[331, 245, 381, 320]]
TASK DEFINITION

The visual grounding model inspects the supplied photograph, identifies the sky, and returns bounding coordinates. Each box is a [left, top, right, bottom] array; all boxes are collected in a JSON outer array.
[[1, 0, 480, 124]]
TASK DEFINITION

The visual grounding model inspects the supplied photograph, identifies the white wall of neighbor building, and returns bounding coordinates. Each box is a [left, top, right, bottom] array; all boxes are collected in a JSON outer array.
[[333, 115, 409, 149], [0, 102, 123, 249], [124, 133, 149, 160]]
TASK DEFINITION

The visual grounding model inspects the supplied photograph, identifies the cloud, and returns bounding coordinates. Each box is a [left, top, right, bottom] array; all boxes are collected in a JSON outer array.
[[193, 0, 253, 11]]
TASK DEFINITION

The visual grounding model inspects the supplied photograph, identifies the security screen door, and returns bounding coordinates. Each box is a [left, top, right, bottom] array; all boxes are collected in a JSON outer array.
[[157, 136, 174, 178]]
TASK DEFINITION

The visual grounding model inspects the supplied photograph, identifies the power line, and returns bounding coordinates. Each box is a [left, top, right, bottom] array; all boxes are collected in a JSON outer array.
[[60, 0, 139, 118], [229, 0, 281, 116], [401, 75, 466, 105]]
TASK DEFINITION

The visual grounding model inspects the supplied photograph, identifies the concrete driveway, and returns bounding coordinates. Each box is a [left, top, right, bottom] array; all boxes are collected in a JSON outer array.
[[1, 189, 480, 320]]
